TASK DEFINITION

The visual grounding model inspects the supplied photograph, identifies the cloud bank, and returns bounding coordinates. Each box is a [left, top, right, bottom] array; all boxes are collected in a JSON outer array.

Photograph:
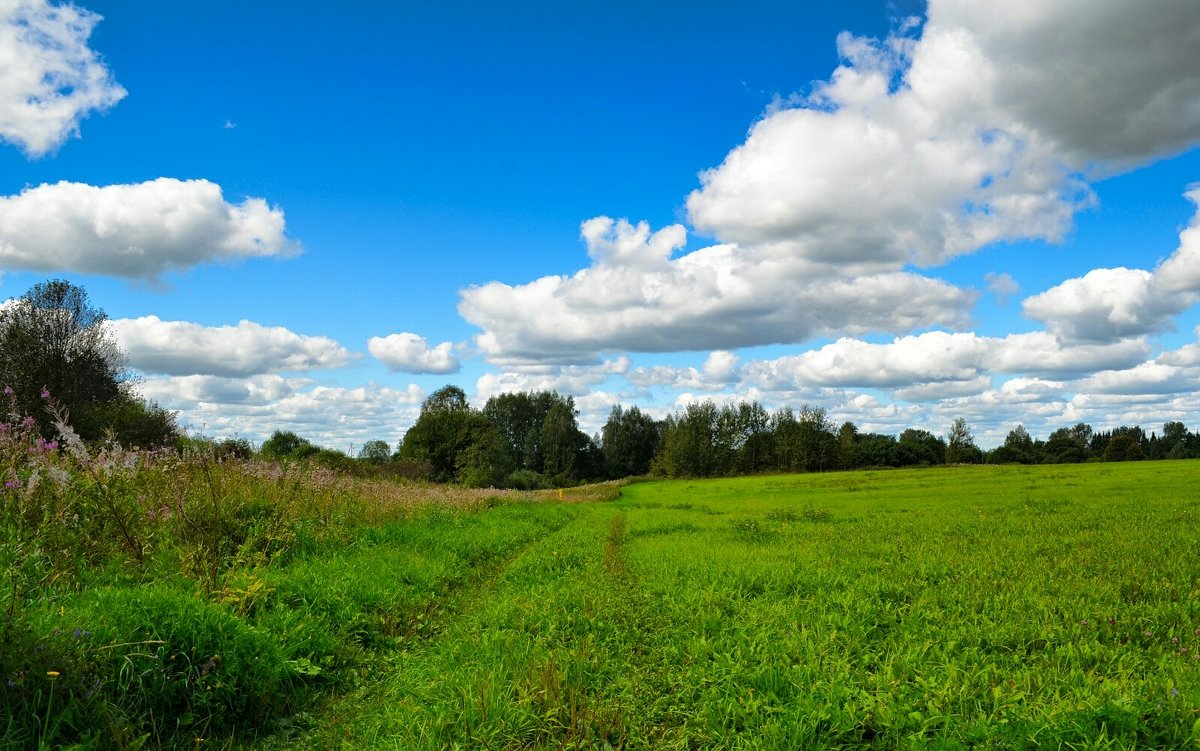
[[461, 0, 1200, 365]]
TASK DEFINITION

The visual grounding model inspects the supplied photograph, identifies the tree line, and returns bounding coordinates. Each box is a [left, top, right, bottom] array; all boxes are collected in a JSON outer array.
[[270, 386, 1197, 488], [5, 280, 1198, 487]]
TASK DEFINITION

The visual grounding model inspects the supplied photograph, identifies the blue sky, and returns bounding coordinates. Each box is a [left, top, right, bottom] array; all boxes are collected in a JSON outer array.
[[2, 0, 1200, 451]]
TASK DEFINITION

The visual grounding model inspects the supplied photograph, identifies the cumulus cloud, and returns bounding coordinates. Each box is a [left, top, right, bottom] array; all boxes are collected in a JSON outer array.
[[1021, 268, 1169, 341], [461, 2, 1200, 364], [461, 217, 972, 363], [475, 357, 629, 403], [141, 376, 425, 448], [739, 330, 1148, 396], [1023, 188, 1200, 342], [111, 316, 354, 377], [0, 179, 298, 278], [1075, 362, 1199, 396], [690, 0, 1200, 262], [0, 0, 126, 157], [368, 332, 460, 374]]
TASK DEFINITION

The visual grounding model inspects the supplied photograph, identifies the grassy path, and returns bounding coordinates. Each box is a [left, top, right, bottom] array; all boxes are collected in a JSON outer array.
[[251, 462, 1200, 750]]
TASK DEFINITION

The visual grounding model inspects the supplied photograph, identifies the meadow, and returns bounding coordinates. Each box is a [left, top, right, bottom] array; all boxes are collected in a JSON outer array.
[[251, 462, 1200, 750], [4, 410, 1199, 749]]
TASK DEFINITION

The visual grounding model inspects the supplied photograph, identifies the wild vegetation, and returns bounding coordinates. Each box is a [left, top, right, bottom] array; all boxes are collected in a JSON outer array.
[[0, 392, 593, 748], [5, 386, 1199, 749], [265, 462, 1200, 749], [5, 278, 1200, 748]]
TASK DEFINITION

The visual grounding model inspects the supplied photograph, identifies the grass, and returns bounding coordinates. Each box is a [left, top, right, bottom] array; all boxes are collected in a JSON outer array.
[[5, 399, 1199, 750], [257, 462, 1200, 750]]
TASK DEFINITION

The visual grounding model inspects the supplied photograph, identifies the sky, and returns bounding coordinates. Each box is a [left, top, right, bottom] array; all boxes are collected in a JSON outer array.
[[2, 0, 1200, 453]]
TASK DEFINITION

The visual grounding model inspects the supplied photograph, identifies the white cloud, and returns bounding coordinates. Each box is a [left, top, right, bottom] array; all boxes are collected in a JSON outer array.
[[1021, 268, 1170, 341], [460, 3, 1200, 364], [984, 272, 1019, 304], [702, 350, 740, 383], [932, 0, 1200, 167], [112, 316, 354, 377], [474, 357, 629, 403], [1151, 186, 1200, 295], [368, 332, 460, 374], [0, 0, 126, 157], [1022, 188, 1200, 342], [1075, 362, 1198, 396], [989, 332, 1148, 378], [688, 0, 1200, 263], [625, 350, 741, 393], [0, 179, 298, 278], [737, 330, 1145, 396], [141, 376, 425, 449], [461, 216, 972, 363]]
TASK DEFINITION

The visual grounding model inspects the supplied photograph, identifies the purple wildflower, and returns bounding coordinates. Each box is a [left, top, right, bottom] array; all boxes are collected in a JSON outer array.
[[3, 479, 19, 490], [2, 386, 11, 395], [40, 389, 50, 400]]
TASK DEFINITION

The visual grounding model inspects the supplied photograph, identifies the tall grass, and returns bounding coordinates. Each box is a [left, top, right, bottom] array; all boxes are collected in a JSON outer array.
[[1, 395, 571, 749]]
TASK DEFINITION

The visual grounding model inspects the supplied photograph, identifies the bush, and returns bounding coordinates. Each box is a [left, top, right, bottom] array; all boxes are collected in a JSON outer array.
[[505, 469, 550, 490]]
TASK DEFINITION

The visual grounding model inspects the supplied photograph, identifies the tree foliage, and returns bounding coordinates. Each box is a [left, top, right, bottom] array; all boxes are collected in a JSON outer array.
[[600, 405, 660, 479], [0, 280, 176, 446]]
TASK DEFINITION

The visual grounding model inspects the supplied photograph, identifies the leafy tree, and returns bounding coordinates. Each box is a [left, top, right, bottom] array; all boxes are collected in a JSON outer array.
[[0, 280, 126, 439], [261, 430, 312, 459], [86, 394, 179, 449], [1161, 421, 1187, 444], [851, 433, 898, 467], [540, 400, 585, 484], [898, 428, 947, 465], [655, 401, 727, 477], [945, 418, 982, 464], [601, 405, 660, 479], [399, 385, 476, 482], [358, 439, 391, 463], [836, 421, 858, 469], [0, 280, 178, 446], [482, 390, 575, 473], [990, 424, 1038, 464], [1104, 433, 1144, 462], [457, 418, 515, 488]]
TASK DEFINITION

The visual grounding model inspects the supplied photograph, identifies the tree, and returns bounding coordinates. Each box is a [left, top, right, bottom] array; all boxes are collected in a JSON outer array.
[[836, 421, 858, 469], [990, 424, 1037, 464], [945, 418, 982, 464], [0, 279, 176, 445], [399, 385, 476, 482], [540, 400, 585, 484], [1045, 425, 1088, 463], [456, 419, 515, 488], [601, 405, 660, 479], [358, 439, 391, 463], [482, 390, 577, 474], [898, 428, 947, 465], [261, 430, 313, 459], [655, 401, 727, 477], [1104, 433, 1144, 462]]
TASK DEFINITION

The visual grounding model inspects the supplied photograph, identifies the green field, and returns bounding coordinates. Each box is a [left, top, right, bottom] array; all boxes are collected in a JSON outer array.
[[255, 461, 1200, 750], [7, 456, 1200, 749]]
